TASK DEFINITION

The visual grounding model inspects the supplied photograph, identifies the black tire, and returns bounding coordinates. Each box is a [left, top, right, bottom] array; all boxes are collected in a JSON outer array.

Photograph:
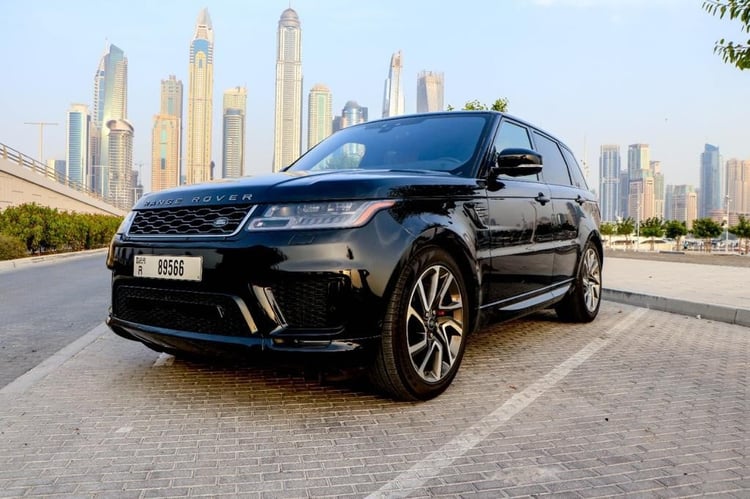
[[555, 241, 602, 322], [369, 247, 470, 401]]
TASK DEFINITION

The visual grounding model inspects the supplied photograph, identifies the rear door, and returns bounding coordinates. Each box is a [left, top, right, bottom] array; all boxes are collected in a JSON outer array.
[[530, 131, 590, 284]]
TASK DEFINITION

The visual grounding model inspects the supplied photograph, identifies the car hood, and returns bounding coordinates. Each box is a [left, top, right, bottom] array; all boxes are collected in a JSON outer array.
[[135, 169, 482, 209]]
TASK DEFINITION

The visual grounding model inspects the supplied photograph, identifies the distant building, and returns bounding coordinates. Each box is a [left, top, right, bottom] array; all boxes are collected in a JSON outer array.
[[308, 84, 332, 150], [151, 75, 183, 192], [651, 160, 665, 220], [222, 86, 247, 178], [66, 104, 90, 188], [93, 43, 128, 198], [341, 101, 368, 128], [700, 143, 722, 218], [46, 159, 66, 183], [382, 50, 404, 118], [725, 158, 749, 219], [668, 184, 698, 229], [627, 144, 650, 223], [273, 7, 303, 171], [598, 144, 620, 222], [106, 119, 134, 209], [416, 71, 444, 112], [186, 8, 214, 185]]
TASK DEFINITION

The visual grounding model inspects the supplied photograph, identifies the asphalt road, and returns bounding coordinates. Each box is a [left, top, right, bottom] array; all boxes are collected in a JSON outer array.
[[0, 252, 111, 388]]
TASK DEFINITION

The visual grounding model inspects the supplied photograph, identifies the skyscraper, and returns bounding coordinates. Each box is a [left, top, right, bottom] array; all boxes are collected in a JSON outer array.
[[651, 160, 665, 219], [725, 158, 750, 219], [669, 185, 698, 229], [273, 8, 303, 171], [151, 76, 183, 193], [700, 144, 722, 218], [416, 71, 444, 113], [106, 119, 134, 210], [341, 101, 368, 128], [382, 50, 404, 118], [186, 8, 214, 185], [627, 144, 650, 223], [66, 104, 90, 188], [307, 84, 332, 150], [598, 145, 620, 222], [93, 43, 128, 198], [222, 86, 247, 178]]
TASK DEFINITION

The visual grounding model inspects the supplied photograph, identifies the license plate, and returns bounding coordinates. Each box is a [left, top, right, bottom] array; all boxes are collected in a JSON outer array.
[[133, 255, 203, 281]]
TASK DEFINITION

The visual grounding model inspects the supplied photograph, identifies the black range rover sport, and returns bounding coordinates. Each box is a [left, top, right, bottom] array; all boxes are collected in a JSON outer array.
[[106, 111, 602, 400]]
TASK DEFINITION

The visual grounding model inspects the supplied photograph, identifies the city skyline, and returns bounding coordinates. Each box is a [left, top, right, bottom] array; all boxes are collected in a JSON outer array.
[[2, 1, 750, 194]]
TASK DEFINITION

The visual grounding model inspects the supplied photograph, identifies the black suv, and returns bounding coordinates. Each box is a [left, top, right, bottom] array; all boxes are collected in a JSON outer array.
[[106, 111, 602, 400]]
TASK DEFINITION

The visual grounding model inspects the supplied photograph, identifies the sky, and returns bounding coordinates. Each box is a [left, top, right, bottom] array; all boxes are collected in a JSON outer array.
[[1, 0, 749, 194]]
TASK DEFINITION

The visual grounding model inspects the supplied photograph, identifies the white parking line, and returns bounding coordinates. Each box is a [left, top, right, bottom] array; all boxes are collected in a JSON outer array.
[[0, 323, 109, 395], [366, 307, 648, 498]]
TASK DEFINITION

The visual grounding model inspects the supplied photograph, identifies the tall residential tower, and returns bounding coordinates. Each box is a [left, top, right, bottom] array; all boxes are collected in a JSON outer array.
[[66, 104, 90, 188], [700, 143, 722, 218], [307, 84, 332, 150], [598, 145, 620, 222], [186, 8, 214, 184], [93, 43, 128, 198], [382, 50, 404, 118], [222, 86, 247, 178], [273, 8, 303, 171], [151, 75, 183, 192], [416, 71, 444, 112]]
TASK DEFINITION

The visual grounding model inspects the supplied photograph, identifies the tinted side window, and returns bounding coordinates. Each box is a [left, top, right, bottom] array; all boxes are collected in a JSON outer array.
[[532, 132, 571, 186], [560, 146, 588, 190], [491, 121, 536, 180]]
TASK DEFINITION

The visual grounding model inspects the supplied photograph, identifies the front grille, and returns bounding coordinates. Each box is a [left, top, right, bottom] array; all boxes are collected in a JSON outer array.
[[272, 277, 346, 328], [113, 285, 252, 337], [128, 205, 253, 237]]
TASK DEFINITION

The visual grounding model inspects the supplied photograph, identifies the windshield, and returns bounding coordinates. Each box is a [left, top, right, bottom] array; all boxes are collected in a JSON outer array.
[[288, 114, 491, 177]]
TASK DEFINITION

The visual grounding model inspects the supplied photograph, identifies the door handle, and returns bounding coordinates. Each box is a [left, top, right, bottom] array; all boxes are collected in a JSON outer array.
[[534, 192, 550, 205], [575, 195, 586, 206]]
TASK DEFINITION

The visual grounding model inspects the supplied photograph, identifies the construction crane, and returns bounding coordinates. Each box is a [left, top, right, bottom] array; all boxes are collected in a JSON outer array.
[[24, 121, 59, 164]]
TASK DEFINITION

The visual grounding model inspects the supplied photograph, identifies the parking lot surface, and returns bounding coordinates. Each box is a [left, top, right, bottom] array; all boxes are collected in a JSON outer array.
[[0, 300, 747, 498]]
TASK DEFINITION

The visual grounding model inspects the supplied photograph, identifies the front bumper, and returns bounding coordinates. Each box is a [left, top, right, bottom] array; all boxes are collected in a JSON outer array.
[[106, 214, 413, 360]]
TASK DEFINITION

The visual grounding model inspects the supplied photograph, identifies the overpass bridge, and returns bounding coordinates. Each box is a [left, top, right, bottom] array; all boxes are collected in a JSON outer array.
[[0, 142, 125, 217]]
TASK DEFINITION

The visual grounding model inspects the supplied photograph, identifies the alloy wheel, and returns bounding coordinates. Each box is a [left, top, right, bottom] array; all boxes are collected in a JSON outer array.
[[405, 264, 464, 383]]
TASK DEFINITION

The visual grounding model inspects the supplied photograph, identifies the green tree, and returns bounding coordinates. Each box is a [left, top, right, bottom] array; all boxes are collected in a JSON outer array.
[[664, 219, 688, 250], [728, 214, 750, 253], [691, 217, 723, 252], [600, 221, 616, 247], [448, 97, 509, 112], [640, 217, 665, 251], [616, 217, 635, 249], [703, 0, 750, 70]]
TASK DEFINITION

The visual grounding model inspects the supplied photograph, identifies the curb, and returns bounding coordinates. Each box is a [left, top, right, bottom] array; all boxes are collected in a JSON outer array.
[[603, 288, 750, 328], [0, 248, 108, 273]]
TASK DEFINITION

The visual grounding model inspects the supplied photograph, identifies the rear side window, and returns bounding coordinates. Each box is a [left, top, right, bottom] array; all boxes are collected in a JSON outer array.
[[532, 132, 572, 186], [560, 146, 588, 190]]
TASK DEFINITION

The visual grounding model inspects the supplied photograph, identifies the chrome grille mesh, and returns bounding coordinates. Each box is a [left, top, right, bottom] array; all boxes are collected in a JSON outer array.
[[128, 205, 253, 237]]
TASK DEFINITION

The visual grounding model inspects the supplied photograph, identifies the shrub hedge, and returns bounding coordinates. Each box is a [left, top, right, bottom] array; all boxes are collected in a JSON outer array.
[[0, 203, 123, 260]]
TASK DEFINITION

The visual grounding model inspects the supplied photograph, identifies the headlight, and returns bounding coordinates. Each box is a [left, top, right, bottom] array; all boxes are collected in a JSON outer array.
[[247, 200, 395, 231], [116, 211, 137, 234]]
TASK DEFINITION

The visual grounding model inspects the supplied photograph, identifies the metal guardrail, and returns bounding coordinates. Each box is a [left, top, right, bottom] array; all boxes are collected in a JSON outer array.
[[0, 142, 107, 202]]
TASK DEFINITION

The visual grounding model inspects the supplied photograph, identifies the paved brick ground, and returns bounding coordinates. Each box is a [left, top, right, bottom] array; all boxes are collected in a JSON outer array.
[[0, 302, 747, 498]]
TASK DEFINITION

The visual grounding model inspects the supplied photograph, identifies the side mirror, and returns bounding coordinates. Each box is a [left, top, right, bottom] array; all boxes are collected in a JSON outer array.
[[494, 148, 543, 177]]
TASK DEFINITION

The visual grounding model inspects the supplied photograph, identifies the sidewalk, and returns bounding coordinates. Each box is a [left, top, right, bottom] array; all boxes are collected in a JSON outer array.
[[602, 255, 750, 327]]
